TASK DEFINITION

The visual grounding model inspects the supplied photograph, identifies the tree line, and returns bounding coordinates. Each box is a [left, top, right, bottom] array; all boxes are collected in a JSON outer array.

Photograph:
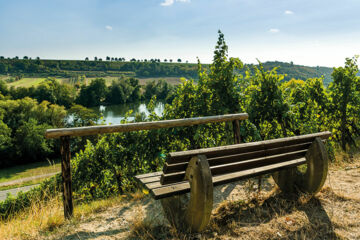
[[0, 57, 333, 82], [0, 58, 198, 78], [0, 76, 175, 108]]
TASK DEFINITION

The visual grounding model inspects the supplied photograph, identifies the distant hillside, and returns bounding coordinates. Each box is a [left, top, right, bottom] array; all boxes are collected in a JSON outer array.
[[0, 58, 333, 85], [258, 61, 333, 85]]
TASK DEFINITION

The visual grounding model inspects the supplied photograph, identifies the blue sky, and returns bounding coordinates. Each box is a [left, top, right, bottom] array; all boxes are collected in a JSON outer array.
[[0, 0, 359, 67]]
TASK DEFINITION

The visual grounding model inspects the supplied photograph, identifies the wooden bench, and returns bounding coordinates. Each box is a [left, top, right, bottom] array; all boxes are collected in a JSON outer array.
[[135, 131, 331, 232]]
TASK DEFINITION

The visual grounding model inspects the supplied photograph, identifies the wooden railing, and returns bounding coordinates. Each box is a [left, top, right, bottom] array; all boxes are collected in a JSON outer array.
[[45, 113, 249, 219]]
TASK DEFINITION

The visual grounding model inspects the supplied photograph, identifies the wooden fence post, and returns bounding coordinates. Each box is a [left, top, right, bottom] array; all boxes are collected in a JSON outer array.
[[232, 120, 242, 144], [60, 136, 73, 219]]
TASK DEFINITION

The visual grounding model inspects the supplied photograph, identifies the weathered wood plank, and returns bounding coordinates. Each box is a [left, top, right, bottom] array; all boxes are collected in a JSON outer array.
[[138, 175, 161, 184], [167, 131, 331, 163], [161, 150, 307, 184], [212, 158, 306, 186], [45, 113, 249, 139], [232, 120, 242, 144], [163, 142, 312, 173], [152, 158, 306, 199], [60, 136, 73, 219], [135, 171, 163, 180]]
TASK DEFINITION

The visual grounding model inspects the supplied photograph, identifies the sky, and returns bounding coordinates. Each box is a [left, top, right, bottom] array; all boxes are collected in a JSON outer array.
[[0, 0, 359, 67]]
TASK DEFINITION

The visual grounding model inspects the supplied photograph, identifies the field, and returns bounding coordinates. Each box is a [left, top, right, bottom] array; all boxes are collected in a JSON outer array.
[[138, 77, 183, 85], [6, 78, 47, 88], [3, 75, 183, 89], [87, 76, 182, 86]]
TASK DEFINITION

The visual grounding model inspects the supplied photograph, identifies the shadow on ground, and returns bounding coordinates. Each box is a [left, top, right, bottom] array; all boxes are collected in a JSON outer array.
[[209, 192, 339, 239]]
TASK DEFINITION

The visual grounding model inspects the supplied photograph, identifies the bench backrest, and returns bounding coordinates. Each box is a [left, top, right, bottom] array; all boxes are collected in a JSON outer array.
[[160, 131, 331, 185]]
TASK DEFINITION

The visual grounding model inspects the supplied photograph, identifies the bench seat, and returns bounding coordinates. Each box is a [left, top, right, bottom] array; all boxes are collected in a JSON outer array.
[[136, 157, 306, 199], [135, 131, 331, 199], [135, 131, 331, 232]]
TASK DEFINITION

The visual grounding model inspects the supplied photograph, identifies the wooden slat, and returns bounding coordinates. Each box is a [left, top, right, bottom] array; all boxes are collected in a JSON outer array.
[[138, 175, 161, 184], [161, 149, 307, 185], [212, 158, 306, 186], [145, 180, 188, 190], [151, 158, 306, 199], [167, 131, 331, 164], [163, 142, 311, 174], [45, 113, 249, 139], [135, 171, 163, 180]]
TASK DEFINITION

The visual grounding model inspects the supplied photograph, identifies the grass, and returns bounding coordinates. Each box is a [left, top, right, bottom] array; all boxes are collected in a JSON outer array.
[[0, 160, 60, 188], [7, 78, 47, 88], [0, 194, 124, 240], [137, 77, 183, 85]]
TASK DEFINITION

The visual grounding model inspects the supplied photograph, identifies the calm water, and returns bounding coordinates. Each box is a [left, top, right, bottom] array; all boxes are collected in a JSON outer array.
[[91, 101, 165, 124]]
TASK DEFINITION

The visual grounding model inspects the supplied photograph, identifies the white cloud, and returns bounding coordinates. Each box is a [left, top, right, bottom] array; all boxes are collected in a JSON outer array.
[[160, 0, 190, 7], [284, 10, 294, 15], [105, 25, 113, 31], [161, 0, 174, 6], [269, 28, 280, 33]]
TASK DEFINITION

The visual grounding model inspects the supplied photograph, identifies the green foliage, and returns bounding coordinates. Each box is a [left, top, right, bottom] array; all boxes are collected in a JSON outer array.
[[243, 61, 333, 85], [0, 58, 199, 79], [0, 57, 334, 84], [144, 79, 174, 102], [246, 62, 291, 139], [0, 98, 66, 167], [0, 80, 8, 96], [0, 174, 62, 220], [106, 77, 141, 104], [33, 78, 76, 108], [14, 118, 52, 162], [76, 78, 108, 107], [328, 57, 360, 150], [68, 104, 99, 127]]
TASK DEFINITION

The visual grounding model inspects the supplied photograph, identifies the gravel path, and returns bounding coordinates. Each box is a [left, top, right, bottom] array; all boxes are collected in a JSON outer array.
[[0, 172, 59, 187], [0, 184, 40, 201]]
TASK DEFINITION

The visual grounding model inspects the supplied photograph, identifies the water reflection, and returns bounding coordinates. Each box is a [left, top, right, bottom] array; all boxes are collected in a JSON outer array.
[[91, 101, 165, 124]]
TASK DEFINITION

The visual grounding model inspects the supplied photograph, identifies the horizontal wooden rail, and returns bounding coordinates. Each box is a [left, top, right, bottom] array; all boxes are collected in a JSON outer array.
[[45, 113, 249, 139], [46, 112, 249, 219]]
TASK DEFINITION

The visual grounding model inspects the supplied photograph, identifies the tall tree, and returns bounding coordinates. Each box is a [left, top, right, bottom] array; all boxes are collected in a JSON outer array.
[[328, 56, 360, 150], [246, 61, 291, 138]]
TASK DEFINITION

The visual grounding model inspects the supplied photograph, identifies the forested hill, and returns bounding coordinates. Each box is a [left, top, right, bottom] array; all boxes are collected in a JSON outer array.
[[0, 58, 333, 84], [253, 61, 333, 85]]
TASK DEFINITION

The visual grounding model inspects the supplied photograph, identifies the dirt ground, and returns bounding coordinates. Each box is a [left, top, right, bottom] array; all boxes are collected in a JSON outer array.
[[48, 162, 360, 240]]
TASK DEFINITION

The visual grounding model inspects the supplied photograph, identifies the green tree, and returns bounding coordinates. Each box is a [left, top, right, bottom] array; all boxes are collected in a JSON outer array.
[[15, 118, 52, 162], [246, 61, 291, 139], [328, 57, 360, 150], [68, 104, 99, 127], [0, 80, 8, 95], [77, 78, 108, 107]]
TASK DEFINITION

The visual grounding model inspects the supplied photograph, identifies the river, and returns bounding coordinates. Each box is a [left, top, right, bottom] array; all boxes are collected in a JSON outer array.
[[91, 101, 165, 124]]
